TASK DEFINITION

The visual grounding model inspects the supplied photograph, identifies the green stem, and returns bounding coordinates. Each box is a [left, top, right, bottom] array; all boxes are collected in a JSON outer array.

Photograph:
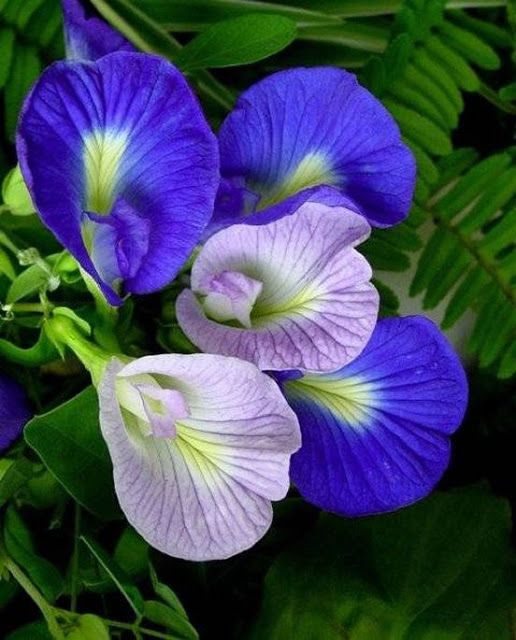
[[478, 83, 516, 115], [102, 618, 179, 639], [0, 545, 64, 639], [0, 230, 20, 255], [70, 503, 81, 613], [9, 302, 50, 313], [46, 315, 115, 386], [0, 332, 59, 366]]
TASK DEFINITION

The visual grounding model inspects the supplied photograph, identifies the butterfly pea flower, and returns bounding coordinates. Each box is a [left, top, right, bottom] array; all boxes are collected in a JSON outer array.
[[98, 354, 301, 560], [279, 316, 468, 516], [176, 200, 379, 372], [62, 0, 134, 61], [213, 67, 416, 229], [17, 52, 219, 305], [0, 374, 31, 452]]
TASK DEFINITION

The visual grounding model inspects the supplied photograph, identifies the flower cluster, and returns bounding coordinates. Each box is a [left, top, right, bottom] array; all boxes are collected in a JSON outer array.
[[1, 0, 468, 561]]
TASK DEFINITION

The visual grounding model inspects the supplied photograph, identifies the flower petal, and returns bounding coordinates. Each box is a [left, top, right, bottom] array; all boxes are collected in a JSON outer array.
[[281, 317, 468, 516], [17, 52, 219, 304], [0, 374, 31, 452], [177, 201, 379, 372], [216, 67, 416, 227], [62, 0, 134, 61], [98, 354, 300, 560]]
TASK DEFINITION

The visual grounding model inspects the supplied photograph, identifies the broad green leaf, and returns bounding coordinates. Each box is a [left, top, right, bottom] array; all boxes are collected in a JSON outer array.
[[2, 165, 35, 216], [80, 535, 144, 616], [144, 600, 199, 640], [249, 487, 516, 640], [176, 15, 297, 71], [24, 387, 121, 520], [3, 506, 63, 603]]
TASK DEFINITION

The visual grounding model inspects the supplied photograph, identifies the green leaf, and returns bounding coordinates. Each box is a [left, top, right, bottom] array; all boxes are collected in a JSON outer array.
[[249, 487, 516, 640], [80, 535, 144, 616], [0, 457, 34, 507], [3, 506, 63, 603], [383, 99, 452, 156], [176, 14, 297, 71], [425, 36, 479, 91], [438, 21, 500, 69], [14, 0, 45, 29], [24, 387, 121, 520], [5, 621, 52, 640], [6, 263, 49, 303], [0, 247, 15, 280], [113, 527, 149, 579], [143, 600, 199, 640], [150, 564, 188, 618]]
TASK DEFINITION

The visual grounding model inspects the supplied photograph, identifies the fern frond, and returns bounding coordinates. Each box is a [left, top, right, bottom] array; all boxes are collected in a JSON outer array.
[[411, 150, 516, 378]]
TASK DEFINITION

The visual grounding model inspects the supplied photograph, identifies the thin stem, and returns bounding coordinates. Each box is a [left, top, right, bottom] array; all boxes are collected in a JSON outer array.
[[102, 619, 178, 639], [70, 503, 81, 613], [0, 545, 64, 639], [9, 302, 50, 313]]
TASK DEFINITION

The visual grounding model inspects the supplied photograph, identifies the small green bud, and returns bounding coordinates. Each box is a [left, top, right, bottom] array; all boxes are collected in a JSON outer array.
[[1, 165, 35, 216]]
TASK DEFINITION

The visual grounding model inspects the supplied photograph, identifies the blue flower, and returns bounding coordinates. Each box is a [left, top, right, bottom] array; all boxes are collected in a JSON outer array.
[[213, 67, 416, 230], [278, 317, 468, 516], [0, 374, 31, 453], [17, 52, 219, 305]]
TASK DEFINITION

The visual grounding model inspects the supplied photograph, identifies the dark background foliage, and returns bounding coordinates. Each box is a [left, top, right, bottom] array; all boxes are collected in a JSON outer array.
[[0, 0, 515, 638]]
